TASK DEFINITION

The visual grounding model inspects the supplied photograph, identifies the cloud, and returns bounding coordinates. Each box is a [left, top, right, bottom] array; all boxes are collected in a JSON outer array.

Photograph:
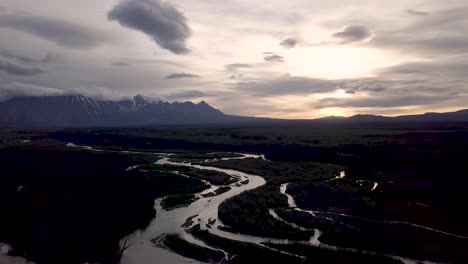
[[279, 38, 297, 49], [229, 74, 243, 79], [0, 58, 44, 76], [0, 48, 51, 76], [371, 8, 468, 56], [0, 83, 63, 101], [237, 76, 340, 97], [225, 63, 252, 71], [111, 61, 131, 67], [332, 25, 373, 43], [108, 0, 191, 54], [0, 49, 53, 64], [315, 94, 453, 109], [165, 72, 200, 79], [0, 14, 106, 49], [68, 85, 127, 101], [111, 58, 184, 67], [0, 83, 130, 102], [263, 53, 284, 62], [164, 90, 205, 100], [337, 80, 386, 94], [406, 9, 429, 16]]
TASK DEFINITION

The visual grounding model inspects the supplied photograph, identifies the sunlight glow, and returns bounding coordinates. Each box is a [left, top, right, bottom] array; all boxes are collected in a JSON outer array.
[[286, 46, 399, 79]]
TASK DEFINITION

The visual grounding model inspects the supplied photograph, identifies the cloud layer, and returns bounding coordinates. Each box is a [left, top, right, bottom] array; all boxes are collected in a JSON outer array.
[[0, 49, 51, 76], [0, 59, 44, 76], [0, 1, 467, 118], [0, 83, 63, 101], [108, 0, 191, 54], [0, 14, 105, 49]]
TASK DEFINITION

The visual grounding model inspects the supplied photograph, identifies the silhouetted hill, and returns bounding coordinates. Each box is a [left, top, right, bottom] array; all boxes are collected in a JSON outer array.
[[0, 95, 237, 126], [0, 94, 466, 126]]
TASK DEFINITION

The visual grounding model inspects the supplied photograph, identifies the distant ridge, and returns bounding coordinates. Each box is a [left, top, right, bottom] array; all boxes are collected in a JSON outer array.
[[0, 94, 238, 126], [345, 109, 468, 123], [0, 94, 467, 126]]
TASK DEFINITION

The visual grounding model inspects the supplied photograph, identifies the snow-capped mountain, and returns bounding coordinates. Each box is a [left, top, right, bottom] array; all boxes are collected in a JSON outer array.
[[0, 94, 229, 126]]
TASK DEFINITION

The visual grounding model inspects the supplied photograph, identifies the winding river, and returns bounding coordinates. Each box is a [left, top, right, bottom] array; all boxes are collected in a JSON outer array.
[[122, 154, 267, 264], [120, 149, 468, 264], [3, 144, 465, 264]]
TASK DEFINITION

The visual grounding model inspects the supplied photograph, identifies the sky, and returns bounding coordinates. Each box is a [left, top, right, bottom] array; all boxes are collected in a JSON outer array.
[[0, 0, 467, 118]]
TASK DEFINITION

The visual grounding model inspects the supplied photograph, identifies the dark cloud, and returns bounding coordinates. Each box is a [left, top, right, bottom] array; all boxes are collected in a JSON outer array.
[[165, 72, 200, 79], [108, 0, 191, 54], [372, 8, 468, 56], [0, 48, 52, 76], [0, 83, 63, 101], [0, 83, 126, 102], [237, 76, 339, 97], [0, 14, 106, 49], [315, 94, 453, 109], [0, 58, 44, 76], [113, 58, 184, 67], [407, 9, 430, 16], [0, 49, 53, 64], [263, 54, 284, 62], [225, 63, 252, 71], [111, 61, 131, 67], [229, 74, 243, 79], [279, 38, 297, 49], [378, 57, 468, 80], [332, 25, 373, 43], [337, 80, 387, 94], [164, 90, 205, 100]]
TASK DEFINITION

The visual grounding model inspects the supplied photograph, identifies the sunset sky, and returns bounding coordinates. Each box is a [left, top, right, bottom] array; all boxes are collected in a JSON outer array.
[[0, 0, 467, 118]]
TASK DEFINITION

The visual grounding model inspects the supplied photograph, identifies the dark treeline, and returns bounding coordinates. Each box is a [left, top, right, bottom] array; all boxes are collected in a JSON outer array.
[[0, 147, 207, 264], [49, 130, 337, 162]]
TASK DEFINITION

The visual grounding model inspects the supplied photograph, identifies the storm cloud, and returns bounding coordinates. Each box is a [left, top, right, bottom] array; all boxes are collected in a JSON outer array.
[[0, 14, 106, 49], [165, 73, 200, 79], [108, 0, 191, 54], [332, 25, 373, 43]]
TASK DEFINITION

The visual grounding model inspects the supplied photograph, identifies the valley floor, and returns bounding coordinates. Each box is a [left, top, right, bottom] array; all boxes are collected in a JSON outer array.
[[0, 123, 467, 263]]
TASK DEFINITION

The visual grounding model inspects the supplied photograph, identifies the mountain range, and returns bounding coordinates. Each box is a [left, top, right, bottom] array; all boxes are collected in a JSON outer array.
[[0, 94, 467, 126]]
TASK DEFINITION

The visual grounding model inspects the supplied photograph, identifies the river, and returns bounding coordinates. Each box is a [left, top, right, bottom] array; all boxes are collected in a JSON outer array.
[[120, 150, 461, 264], [3, 144, 460, 264]]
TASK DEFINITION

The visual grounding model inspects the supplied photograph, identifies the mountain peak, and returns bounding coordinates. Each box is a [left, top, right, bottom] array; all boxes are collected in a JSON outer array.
[[0, 94, 229, 126], [133, 94, 162, 104]]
